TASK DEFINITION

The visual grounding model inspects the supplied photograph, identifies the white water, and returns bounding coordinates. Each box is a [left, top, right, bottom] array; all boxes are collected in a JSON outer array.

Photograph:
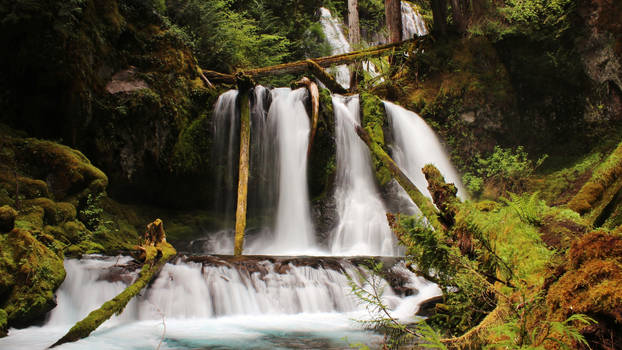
[[247, 88, 319, 255], [384, 101, 466, 200], [401, 2, 428, 39], [212, 90, 240, 221], [330, 95, 398, 256], [318, 7, 352, 89], [0, 255, 441, 349]]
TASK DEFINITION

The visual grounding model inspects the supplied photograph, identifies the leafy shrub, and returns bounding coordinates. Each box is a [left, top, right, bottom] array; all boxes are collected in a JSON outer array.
[[464, 146, 547, 196]]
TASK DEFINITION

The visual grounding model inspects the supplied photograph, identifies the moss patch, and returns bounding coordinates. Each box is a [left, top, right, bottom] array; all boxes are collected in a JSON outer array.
[[0, 229, 65, 328]]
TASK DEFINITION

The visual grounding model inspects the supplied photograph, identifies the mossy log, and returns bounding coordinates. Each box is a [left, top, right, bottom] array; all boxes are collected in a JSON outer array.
[[568, 141, 622, 226], [355, 126, 445, 232], [202, 38, 419, 84], [234, 87, 251, 256], [304, 60, 348, 94], [50, 221, 176, 348]]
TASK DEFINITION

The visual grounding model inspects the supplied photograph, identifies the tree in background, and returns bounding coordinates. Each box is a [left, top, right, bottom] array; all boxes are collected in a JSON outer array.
[[385, 0, 402, 43]]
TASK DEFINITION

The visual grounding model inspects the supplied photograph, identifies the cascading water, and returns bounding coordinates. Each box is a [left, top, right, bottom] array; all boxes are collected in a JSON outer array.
[[0, 255, 441, 349], [246, 88, 318, 255], [384, 101, 466, 201], [212, 90, 240, 224], [318, 7, 352, 89], [330, 95, 398, 256], [401, 2, 428, 39]]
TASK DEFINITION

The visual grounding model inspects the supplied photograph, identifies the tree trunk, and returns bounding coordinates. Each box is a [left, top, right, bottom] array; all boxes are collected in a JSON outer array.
[[348, 0, 360, 45], [450, 0, 469, 34], [431, 0, 448, 37], [234, 88, 251, 256], [385, 0, 402, 44]]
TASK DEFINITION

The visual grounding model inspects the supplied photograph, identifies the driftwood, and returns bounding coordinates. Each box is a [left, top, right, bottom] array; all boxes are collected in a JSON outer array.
[[202, 38, 418, 84], [51, 220, 176, 348], [355, 126, 444, 233], [293, 77, 320, 157]]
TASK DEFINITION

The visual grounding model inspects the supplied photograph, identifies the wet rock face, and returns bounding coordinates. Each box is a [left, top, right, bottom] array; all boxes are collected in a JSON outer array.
[[576, 0, 622, 128]]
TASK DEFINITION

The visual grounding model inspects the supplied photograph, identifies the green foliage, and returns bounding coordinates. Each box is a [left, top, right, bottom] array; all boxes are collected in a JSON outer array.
[[79, 193, 103, 231], [488, 308, 595, 349], [164, 0, 291, 72], [464, 146, 547, 196], [347, 261, 448, 349]]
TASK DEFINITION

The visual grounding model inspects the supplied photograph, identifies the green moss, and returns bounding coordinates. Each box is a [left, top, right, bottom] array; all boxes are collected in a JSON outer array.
[[309, 87, 337, 199], [359, 92, 393, 186], [0, 308, 7, 337], [568, 141, 622, 222], [172, 113, 212, 174], [0, 229, 65, 328]]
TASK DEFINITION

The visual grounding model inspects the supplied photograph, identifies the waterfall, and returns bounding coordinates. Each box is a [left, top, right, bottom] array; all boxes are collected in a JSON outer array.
[[318, 7, 352, 89], [384, 101, 466, 201], [247, 88, 318, 255], [401, 2, 428, 39], [212, 90, 240, 224], [0, 255, 441, 349], [330, 95, 398, 256]]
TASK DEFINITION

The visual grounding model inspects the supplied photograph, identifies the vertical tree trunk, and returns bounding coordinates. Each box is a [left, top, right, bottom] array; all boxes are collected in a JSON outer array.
[[385, 0, 402, 43], [450, 0, 469, 34], [431, 0, 448, 37], [234, 89, 251, 256], [348, 0, 360, 45]]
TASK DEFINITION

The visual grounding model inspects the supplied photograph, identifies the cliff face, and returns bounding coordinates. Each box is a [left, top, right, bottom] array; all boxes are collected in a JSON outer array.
[[0, 0, 218, 209]]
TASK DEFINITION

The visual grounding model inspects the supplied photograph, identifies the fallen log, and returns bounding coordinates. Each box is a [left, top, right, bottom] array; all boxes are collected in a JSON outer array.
[[202, 38, 418, 84], [355, 125, 444, 233], [51, 220, 176, 348], [305, 60, 348, 94]]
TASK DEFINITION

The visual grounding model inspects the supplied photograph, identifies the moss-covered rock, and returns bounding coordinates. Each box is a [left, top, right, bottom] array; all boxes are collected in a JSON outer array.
[[0, 229, 66, 329], [567, 140, 622, 224], [0, 205, 17, 233], [546, 230, 622, 347]]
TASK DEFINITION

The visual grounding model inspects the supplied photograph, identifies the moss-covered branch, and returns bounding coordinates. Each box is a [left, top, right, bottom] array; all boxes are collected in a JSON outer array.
[[355, 126, 445, 232], [304, 60, 347, 94], [202, 38, 419, 84], [50, 221, 176, 348]]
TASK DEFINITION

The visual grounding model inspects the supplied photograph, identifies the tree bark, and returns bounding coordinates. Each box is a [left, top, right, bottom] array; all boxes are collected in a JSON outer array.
[[234, 88, 251, 256], [431, 0, 448, 37], [450, 0, 469, 34], [385, 0, 402, 44], [348, 0, 360, 45], [202, 38, 418, 84], [355, 125, 445, 233]]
